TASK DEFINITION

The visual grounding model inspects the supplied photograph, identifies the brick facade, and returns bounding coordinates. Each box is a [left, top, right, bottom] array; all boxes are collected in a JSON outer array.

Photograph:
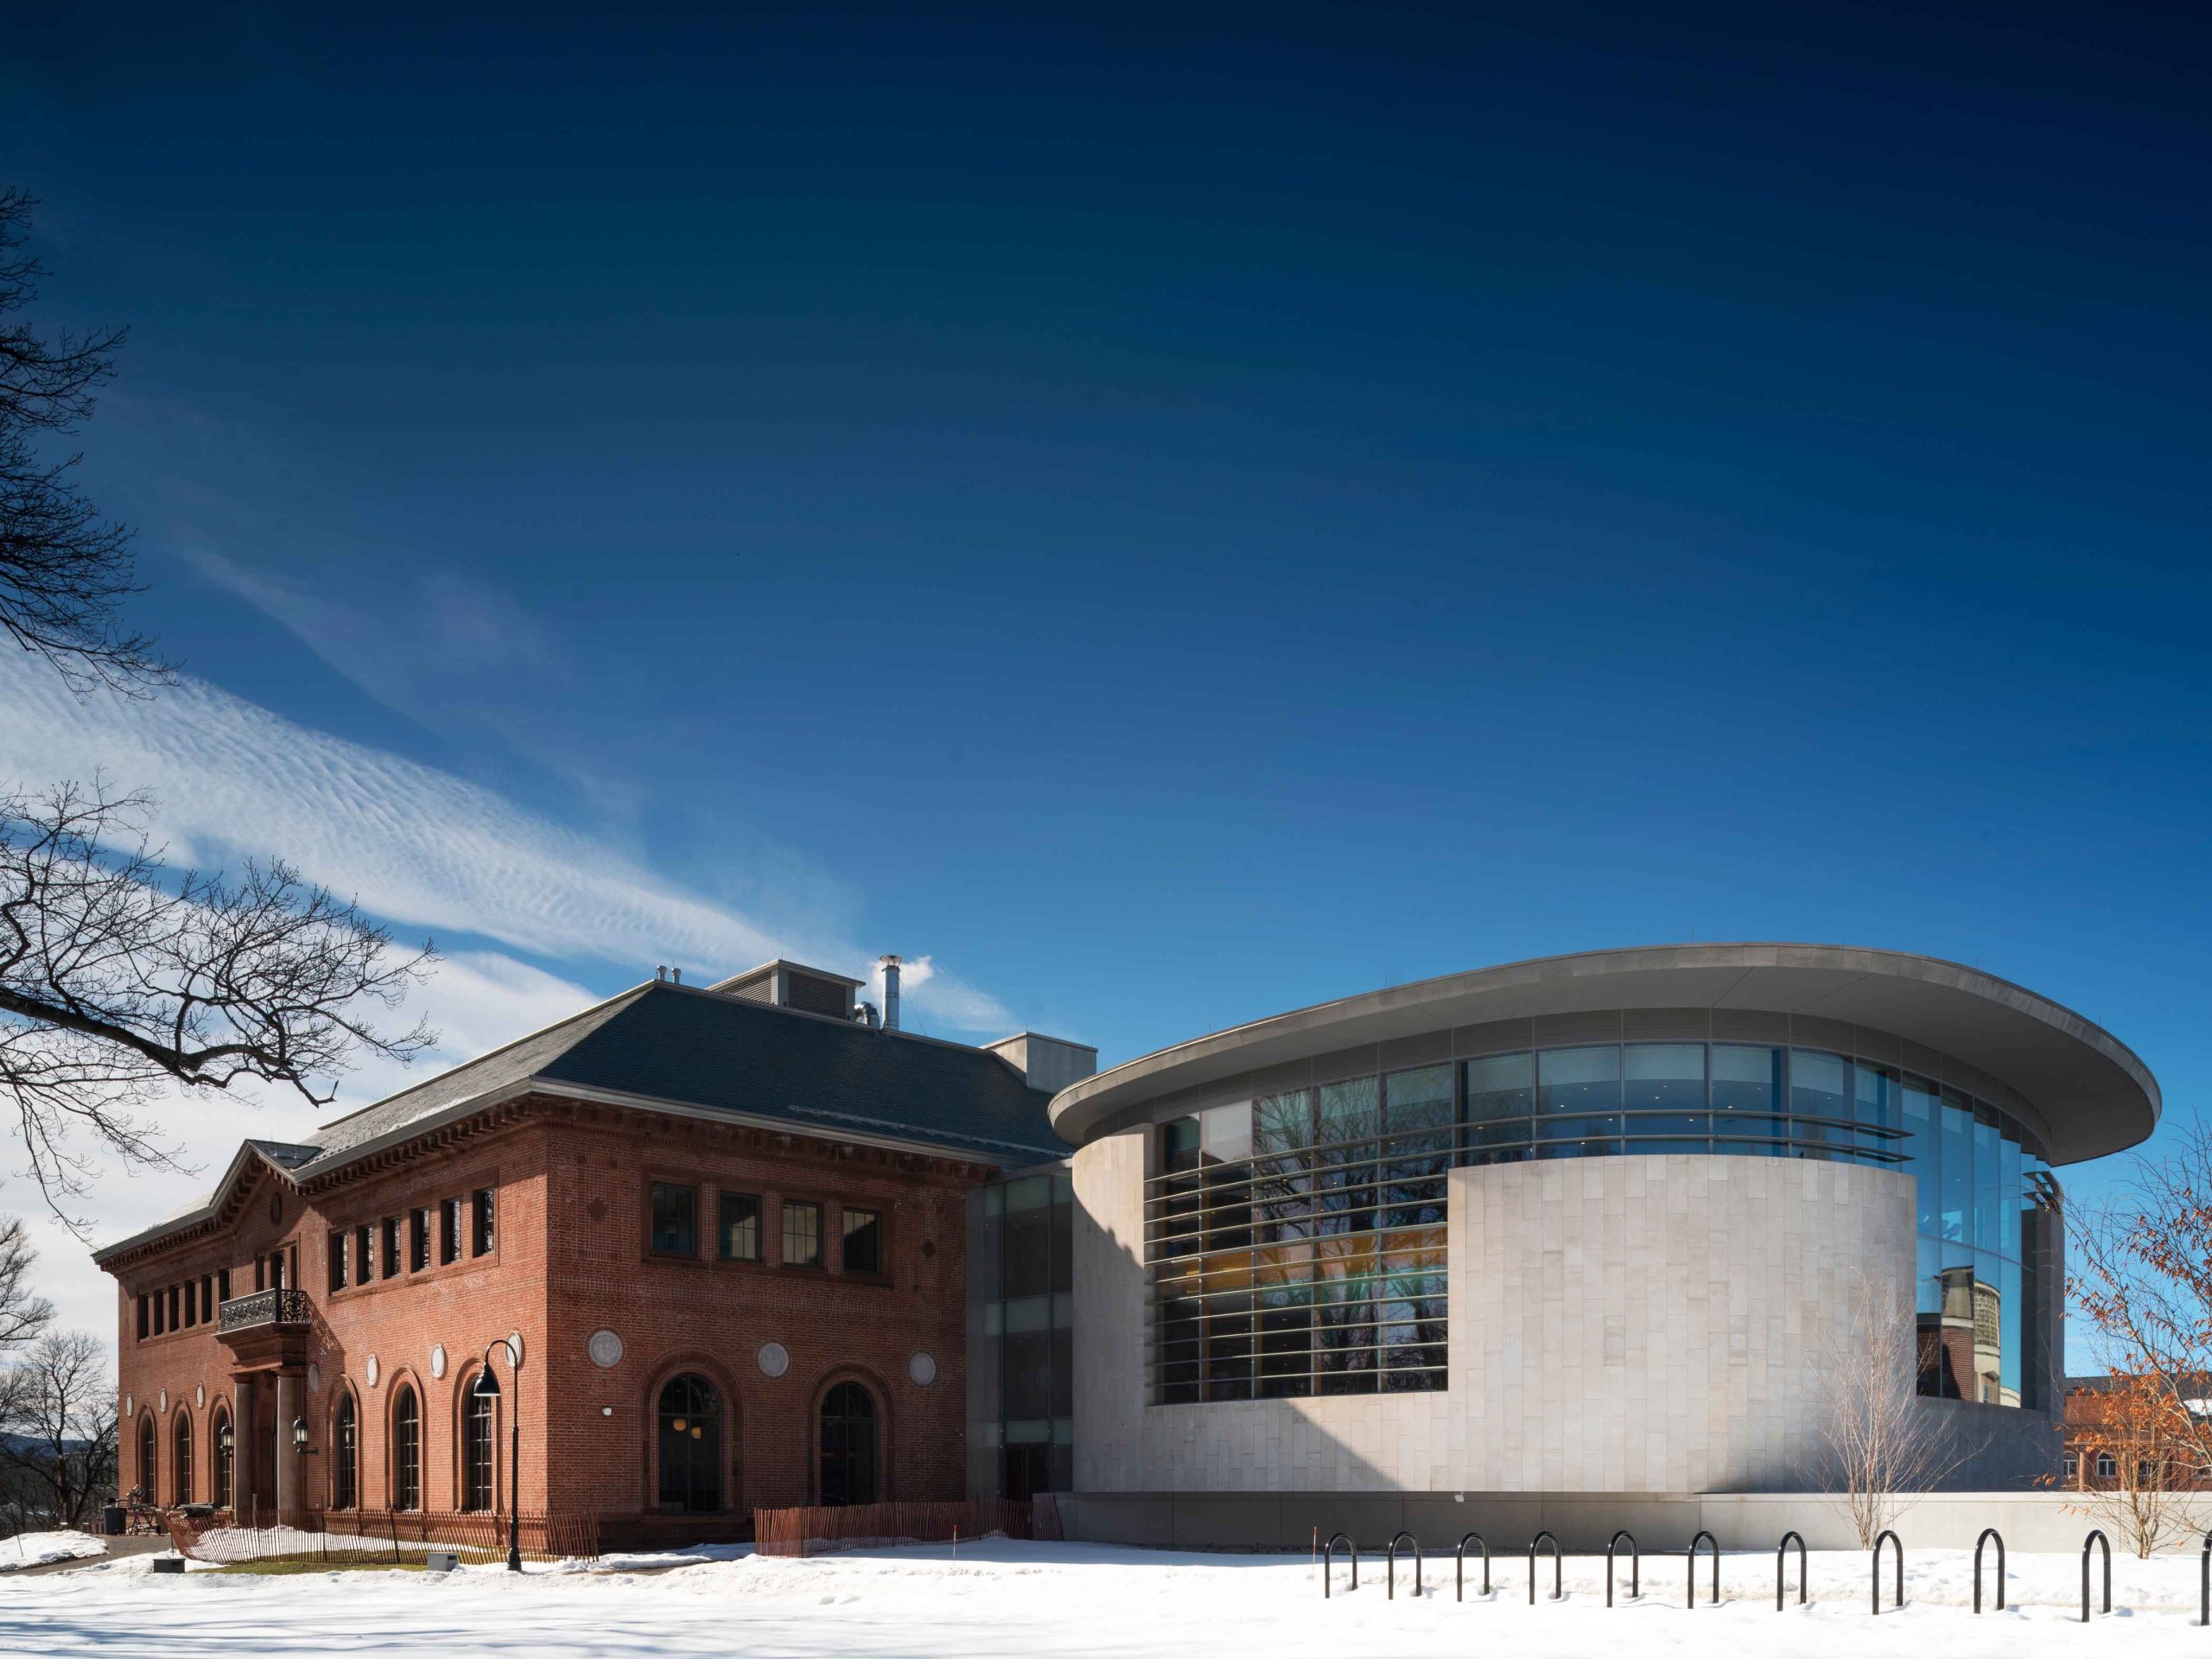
[[105, 1091, 999, 1546]]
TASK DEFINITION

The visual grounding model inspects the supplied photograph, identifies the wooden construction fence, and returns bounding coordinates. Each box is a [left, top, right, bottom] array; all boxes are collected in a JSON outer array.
[[753, 1498, 1032, 1558]]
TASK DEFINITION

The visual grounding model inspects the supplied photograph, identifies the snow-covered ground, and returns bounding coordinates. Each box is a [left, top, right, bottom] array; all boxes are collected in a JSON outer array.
[[6, 1538, 2212, 1656], [0, 1530, 106, 1572]]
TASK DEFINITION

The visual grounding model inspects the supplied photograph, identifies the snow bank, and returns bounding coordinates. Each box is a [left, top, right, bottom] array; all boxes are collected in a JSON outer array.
[[0, 1530, 106, 1571], [9, 1539, 2212, 1656]]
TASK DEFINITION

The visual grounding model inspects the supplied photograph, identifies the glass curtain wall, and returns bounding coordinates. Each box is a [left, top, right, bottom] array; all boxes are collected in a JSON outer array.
[[1144, 1043, 2056, 1411], [966, 1166, 1075, 1498]]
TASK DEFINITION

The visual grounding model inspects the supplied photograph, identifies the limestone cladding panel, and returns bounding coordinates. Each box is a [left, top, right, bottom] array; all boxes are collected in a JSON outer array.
[[1072, 1147, 1923, 1496]]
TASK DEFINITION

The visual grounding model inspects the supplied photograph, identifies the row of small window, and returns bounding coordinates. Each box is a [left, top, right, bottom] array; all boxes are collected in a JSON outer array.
[[648, 1182, 883, 1274], [330, 1189, 496, 1292], [136, 1270, 237, 1340]]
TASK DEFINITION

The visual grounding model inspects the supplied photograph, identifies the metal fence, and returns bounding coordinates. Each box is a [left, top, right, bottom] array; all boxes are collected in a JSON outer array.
[[753, 1499, 1031, 1559], [166, 1509, 599, 1567]]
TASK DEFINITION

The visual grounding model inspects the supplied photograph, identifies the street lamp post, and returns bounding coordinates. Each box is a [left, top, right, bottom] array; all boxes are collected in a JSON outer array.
[[474, 1338, 523, 1572]]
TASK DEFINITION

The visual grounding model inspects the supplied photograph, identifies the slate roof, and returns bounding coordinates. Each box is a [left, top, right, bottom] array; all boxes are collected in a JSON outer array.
[[99, 981, 1068, 1262]]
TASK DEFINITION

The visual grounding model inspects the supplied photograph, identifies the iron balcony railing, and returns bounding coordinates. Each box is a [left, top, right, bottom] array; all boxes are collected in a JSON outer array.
[[218, 1287, 312, 1333]]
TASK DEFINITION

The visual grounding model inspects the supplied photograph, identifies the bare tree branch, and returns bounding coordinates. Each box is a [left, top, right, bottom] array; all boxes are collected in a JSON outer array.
[[0, 780, 436, 1229], [1819, 1268, 1979, 1545], [0, 1215, 51, 1355], [0, 188, 168, 696], [0, 1331, 116, 1529]]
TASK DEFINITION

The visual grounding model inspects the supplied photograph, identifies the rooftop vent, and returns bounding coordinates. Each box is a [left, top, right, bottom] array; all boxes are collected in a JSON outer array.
[[706, 959, 862, 1019]]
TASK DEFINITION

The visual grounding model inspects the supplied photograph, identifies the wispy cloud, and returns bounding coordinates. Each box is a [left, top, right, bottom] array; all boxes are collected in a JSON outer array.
[[0, 649, 1014, 1025]]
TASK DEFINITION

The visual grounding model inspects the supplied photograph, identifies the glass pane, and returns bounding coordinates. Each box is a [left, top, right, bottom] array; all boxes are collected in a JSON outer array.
[[1624, 1043, 1706, 1139], [1999, 1132, 2023, 1258], [1538, 1046, 1621, 1155], [1464, 1052, 1533, 1161], [1789, 1050, 1850, 1155], [1902, 1074, 1941, 1233], [1974, 1110, 2002, 1252], [651, 1184, 696, 1255], [1315, 1077, 1380, 1233], [1382, 1065, 1452, 1226], [1712, 1046, 1783, 1153], [1940, 1090, 1973, 1243], [2000, 1256, 2023, 1406], [1853, 1063, 1899, 1156]]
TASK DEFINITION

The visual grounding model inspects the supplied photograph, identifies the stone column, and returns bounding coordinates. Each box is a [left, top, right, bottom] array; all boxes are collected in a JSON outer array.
[[275, 1371, 301, 1516]]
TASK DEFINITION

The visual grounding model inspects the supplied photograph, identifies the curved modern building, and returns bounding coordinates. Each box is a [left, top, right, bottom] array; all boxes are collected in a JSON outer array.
[[1048, 944, 2158, 1545]]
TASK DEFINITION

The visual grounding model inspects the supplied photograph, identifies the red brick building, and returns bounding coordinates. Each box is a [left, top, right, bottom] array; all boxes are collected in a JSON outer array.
[[93, 960, 1085, 1547], [2059, 1373, 2212, 1492]]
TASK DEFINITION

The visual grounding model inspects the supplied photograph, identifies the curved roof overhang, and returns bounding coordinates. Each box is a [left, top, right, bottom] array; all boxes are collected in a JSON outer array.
[[1050, 944, 2158, 1166]]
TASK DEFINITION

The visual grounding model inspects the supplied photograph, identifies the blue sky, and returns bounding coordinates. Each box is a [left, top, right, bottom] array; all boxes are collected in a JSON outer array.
[[3, 5, 2207, 1325]]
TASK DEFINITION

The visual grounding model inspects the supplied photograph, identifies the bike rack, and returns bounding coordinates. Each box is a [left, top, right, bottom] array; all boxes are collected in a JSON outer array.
[[1974, 1528, 2005, 1614], [1529, 1530, 1562, 1604], [1777, 1530, 1806, 1612], [1872, 1529, 1904, 1615], [1606, 1530, 1639, 1607], [1688, 1529, 1719, 1609], [1386, 1530, 1422, 1601], [1456, 1532, 1491, 1601], [2082, 1529, 2111, 1624], [1323, 1532, 1357, 1599]]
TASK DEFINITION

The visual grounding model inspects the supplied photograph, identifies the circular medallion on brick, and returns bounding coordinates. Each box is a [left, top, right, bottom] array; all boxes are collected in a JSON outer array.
[[756, 1341, 790, 1378], [430, 1344, 447, 1380], [587, 1329, 623, 1369], [158, 1389, 168, 1413], [505, 1331, 525, 1367], [124, 1395, 132, 1418], [907, 1351, 937, 1388], [195, 1384, 205, 1408], [365, 1355, 379, 1388], [308, 1363, 321, 1392]]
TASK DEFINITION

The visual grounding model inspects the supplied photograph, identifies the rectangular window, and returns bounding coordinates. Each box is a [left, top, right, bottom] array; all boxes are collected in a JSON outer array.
[[409, 1209, 429, 1273], [472, 1188, 495, 1256], [1464, 1052, 1534, 1162], [1712, 1044, 1785, 1153], [217, 1268, 231, 1304], [254, 1255, 265, 1293], [356, 1224, 372, 1283], [167, 1284, 179, 1331], [1623, 1042, 1707, 1147], [382, 1218, 401, 1279], [783, 1199, 823, 1267], [718, 1191, 760, 1261], [200, 1274, 212, 1319], [649, 1182, 696, 1255], [1537, 1045, 1621, 1155], [329, 1230, 348, 1291], [181, 1282, 194, 1328], [152, 1292, 164, 1337], [441, 1196, 462, 1265], [137, 1294, 149, 1341], [842, 1206, 883, 1274]]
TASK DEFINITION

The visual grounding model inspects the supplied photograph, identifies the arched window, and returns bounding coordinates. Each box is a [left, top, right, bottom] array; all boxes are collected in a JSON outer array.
[[392, 1385, 421, 1511], [461, 1378, 494, 1512], [332, 1392, 358, 1510], [137, 1414, 156, 1503], [818, 1382, 877, 1507], [2095, 1452, 2118, 1480], [656, 1374, 722, 1513], [172, 1412, 194, 1505], [211, 1405, 233, 1510]]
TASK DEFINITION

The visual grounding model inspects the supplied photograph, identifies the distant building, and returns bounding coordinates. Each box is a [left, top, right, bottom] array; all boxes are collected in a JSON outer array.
[[94, 960, 1088, 1548], [2059, 1374, 2212, 1491]]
